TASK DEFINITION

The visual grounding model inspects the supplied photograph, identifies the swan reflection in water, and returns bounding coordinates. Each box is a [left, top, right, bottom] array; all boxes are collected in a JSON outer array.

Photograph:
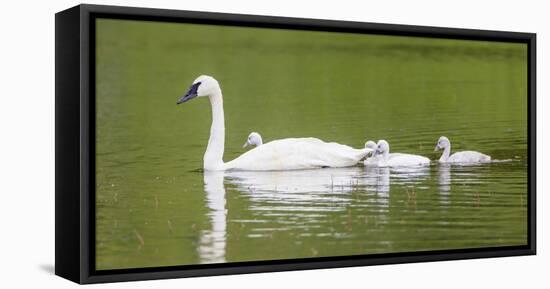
[[438, 164, 452, 205], [198, 165, 431, 263], [387, 166, 430, 187], [436, 163, 492, 206], [197, 171, 227, 264], [226, 167, 368, 209]]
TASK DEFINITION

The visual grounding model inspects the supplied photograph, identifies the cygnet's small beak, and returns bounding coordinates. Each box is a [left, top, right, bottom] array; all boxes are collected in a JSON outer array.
[[177, 82, 201, 104], [434, 145, 441, 152], [243, 141, 250, 148]]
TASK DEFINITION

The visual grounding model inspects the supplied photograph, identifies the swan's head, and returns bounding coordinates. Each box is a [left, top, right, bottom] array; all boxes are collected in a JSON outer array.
[[373, 140, 390, 157], [243, 132, 263, 148], [176, 75, 221, 104], [365, 140, 377, 155], [435, 136, 450, 151], [365, 140, 377, 150]]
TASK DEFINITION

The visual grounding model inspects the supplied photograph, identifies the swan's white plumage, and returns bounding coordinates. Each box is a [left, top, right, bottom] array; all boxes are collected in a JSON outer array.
[[226, 138, 371, 171], [446, 151, 491, 163], [378, 153, 431, 167], [435, 136, 491, 164], [178, 75, 372, 171], [367, 140, 430, 167]]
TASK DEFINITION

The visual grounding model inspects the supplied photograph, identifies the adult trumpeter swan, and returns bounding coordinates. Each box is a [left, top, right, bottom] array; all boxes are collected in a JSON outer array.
[[369, 140, 430, 167], [434, 136, 491, 163], [243, 132, 263, 148], [177, 75, 373, 171]]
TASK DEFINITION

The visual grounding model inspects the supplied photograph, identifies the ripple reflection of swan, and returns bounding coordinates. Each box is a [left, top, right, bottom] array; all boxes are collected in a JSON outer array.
[[225, 167, 365, 208], [362, 166, 391, 210], [391, 166, 430, 190], [198, 171, 227, 264], [364, 166, 390, 194], [438, 164, 451, 205]]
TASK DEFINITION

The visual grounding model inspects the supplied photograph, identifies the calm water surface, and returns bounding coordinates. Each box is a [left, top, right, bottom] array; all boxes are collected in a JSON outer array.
[[95, 19, 528, 269]]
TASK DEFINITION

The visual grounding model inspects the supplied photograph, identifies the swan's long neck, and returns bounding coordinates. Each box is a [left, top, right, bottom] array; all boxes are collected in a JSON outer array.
[[439, 143, 451, 162], [204, 90, 225, 171]]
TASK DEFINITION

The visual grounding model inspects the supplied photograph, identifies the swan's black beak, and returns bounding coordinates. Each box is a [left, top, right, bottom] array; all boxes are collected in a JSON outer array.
[[177, 82, 201, 104], [434, 145, 441, 152]]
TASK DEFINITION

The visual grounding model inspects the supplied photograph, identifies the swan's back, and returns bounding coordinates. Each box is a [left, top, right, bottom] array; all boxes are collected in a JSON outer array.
[[382, 153, 430, 167], [224, 138, 369, 171], [447, 151, 491, 163]]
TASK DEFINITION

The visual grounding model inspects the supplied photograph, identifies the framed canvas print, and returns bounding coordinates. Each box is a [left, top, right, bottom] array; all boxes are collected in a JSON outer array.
[[55, 4, 536, 284]]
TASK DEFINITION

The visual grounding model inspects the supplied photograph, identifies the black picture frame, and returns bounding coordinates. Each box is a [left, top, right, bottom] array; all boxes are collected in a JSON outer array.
[[55, 4, 536, 284]]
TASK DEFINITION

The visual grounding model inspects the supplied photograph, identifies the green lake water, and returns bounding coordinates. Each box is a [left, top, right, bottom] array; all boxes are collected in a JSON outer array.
[[95, 19, 528, 270]]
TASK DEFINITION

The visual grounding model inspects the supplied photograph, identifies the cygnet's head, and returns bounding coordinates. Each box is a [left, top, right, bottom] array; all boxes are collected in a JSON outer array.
[[434, 136, 450, 151], [243, 132, 263, 148], [373, 140, 390, 157], [365, 140, 377, 155], [177, 75, 221, 104]]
